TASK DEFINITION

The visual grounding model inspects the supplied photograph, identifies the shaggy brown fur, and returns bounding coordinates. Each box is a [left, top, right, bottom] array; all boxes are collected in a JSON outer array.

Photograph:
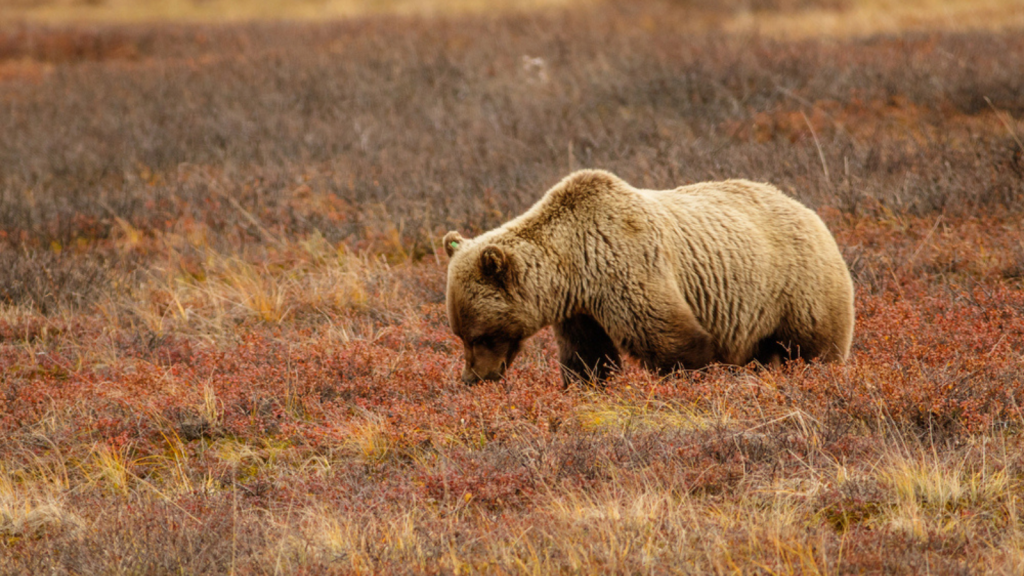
[[444, 170, 855, 385]]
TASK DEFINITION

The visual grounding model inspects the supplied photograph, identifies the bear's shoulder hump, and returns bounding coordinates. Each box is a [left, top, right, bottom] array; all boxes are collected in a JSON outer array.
[[545, 169, 632, 206]]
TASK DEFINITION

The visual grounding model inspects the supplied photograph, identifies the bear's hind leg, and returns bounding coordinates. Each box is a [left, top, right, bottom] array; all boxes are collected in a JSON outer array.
[[640, 305, 718, 375], [754, 328, 837, 367], [554, 314, 621, 386], [753, 334, 791, 368]]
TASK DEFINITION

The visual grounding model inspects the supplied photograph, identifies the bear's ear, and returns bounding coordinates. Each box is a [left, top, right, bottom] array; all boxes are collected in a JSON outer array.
[[479, 245, 508, 280], [443, 231, 465, 258]]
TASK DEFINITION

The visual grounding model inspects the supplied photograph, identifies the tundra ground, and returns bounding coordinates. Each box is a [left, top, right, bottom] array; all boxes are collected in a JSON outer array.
[[2, 1, 1024, 573]]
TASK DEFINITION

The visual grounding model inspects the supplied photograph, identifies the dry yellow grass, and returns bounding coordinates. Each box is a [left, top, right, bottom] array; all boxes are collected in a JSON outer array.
[[0, 471, 80, 544], [576, 396, 732, 433], [879, 447, 1014, 539], [3, 0, 1022, 37], [725, 0, 1024, 38], [110, 223, 376, 342], [0, 0, 592, 24]]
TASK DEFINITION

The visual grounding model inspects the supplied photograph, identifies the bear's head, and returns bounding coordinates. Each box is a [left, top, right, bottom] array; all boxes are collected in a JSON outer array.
[[443, 230, 541, 384]]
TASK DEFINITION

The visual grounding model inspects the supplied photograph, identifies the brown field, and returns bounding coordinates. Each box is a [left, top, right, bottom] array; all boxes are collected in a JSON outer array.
[[2, 0, 1024, 573]]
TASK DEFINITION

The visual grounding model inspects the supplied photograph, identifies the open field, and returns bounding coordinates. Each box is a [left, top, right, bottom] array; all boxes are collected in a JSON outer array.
[[2, 0, 1024, 573]]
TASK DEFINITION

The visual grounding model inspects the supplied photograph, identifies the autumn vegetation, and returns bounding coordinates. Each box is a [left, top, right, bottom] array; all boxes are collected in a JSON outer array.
[[1, 0, 1023, 573]]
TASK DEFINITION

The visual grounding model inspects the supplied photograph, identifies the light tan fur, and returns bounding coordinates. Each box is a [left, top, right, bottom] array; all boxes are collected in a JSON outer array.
[[444, 169, 855, 385]]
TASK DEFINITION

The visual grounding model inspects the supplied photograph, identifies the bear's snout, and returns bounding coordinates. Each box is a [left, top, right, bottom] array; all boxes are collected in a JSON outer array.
[[460, 339, 520, 385], [461, 365, 505, 385]]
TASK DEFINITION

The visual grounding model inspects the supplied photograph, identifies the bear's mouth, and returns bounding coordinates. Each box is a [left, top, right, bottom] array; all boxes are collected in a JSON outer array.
[[464, 367, 504, 384], [463, 358, 510, 385], [461, 340, 522, 385]]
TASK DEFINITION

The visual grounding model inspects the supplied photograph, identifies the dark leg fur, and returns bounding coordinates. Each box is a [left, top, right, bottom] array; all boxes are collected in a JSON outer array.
[[554, 314, 621, 386], [753, 336, 789, 368], [753, 331, 823, 367]]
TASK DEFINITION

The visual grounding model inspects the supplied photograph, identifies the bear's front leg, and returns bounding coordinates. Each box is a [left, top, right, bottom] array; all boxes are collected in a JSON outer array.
[[554, 314, 621, 387]]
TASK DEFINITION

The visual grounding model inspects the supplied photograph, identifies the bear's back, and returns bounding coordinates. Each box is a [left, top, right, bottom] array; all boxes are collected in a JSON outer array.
[[644, 179, 852, 361], [652, 179, 838, 270]]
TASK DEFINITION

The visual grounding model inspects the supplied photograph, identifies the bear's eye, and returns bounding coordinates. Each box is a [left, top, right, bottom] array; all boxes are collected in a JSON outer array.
[[472, 335, 497, 348]]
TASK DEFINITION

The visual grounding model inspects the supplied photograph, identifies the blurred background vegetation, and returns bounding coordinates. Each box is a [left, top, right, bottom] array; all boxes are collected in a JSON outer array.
[[2, 0, 1022, 37]]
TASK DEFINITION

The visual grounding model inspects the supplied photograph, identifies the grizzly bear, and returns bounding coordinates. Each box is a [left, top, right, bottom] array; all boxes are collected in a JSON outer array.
[[443, 169, 854, 385]]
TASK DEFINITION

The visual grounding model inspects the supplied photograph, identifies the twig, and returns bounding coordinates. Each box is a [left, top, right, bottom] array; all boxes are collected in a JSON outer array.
[[222, 193, 285, 246], [904, 215, 943, 272], [801, 110, 830, 184], [986, 96, 1024, 152], [429, 235, 441, 266]]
